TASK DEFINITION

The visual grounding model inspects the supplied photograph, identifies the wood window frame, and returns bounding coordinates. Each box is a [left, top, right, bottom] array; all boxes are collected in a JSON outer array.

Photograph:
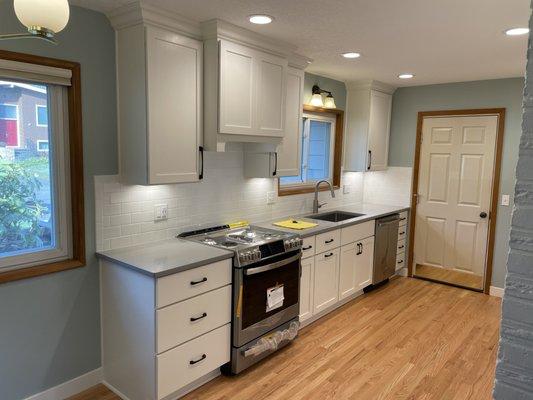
[[278, 104, 344, 196], [408, 108, 506, 294], [0, 50, 85, 284]]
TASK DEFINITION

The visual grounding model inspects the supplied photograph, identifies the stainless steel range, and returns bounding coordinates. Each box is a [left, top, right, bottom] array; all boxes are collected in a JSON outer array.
[[178, 224, 303, 374]]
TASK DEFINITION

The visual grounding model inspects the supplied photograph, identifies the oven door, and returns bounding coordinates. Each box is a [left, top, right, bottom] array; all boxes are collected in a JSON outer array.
[[234, 251, 301, 347]]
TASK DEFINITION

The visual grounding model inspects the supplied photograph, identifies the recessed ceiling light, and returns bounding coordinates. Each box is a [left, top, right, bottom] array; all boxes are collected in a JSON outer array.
[[342, 52, 361, 59], [398, 73, 414, 79], [249, 15, 273, 25], [505, 27, 529, 36]]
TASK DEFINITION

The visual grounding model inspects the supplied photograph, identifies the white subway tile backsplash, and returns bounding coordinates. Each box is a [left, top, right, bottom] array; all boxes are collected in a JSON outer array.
[[95, 152, 366, 251]]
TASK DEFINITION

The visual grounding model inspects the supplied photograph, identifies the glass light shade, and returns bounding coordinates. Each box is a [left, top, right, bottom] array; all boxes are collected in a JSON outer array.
[[310, 93, 324, 107], [14, 0, 70, 34], [324, 95, 336, 109]]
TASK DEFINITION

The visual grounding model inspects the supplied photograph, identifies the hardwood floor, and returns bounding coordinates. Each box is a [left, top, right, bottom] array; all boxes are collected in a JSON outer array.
[[69, 278, 501, 400], [415, 264, 484, 290]]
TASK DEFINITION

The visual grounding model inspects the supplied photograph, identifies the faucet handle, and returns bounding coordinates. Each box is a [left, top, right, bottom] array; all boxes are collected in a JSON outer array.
[[319, 202, 327, 209]]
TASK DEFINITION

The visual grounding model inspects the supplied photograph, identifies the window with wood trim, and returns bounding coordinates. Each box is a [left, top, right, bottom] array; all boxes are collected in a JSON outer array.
[[0, 50, 84, 284], [278, 105, 344, 196]]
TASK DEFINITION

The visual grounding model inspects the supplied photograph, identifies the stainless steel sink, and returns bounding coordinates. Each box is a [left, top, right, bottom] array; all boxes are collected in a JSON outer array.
[[306, 211, 365, 222]]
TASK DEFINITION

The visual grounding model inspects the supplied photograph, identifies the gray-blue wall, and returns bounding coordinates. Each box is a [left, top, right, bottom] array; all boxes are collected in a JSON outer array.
[[0, 3, 117, 399], [304, 72, 347, 110], [494, 4, 533, 397], [388, 78, 525, 288]]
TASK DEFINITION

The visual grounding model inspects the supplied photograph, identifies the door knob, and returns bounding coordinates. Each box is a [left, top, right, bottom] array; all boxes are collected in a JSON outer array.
[[480, 212, 488, 219]]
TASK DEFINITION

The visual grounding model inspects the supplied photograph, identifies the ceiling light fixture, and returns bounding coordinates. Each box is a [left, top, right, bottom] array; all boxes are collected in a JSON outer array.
[[342, 52, 361, 59], [398, 73, 414, 79], [505, 27, 529, 36], [0, 0, 69, 44], [310, 85, 336, 108], [249, 15, 274, 25]]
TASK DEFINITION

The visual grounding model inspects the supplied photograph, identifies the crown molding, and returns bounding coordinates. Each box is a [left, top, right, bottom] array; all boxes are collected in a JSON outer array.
[[289, 53, 313, 70], [346, 79, 396, 94], [107, 1, 202, 39]]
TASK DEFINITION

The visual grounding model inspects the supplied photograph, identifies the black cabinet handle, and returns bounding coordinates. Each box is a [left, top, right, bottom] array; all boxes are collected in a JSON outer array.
[[302, 245, 313, 251], [398, 260, 403, 264], [272, 152, 278, 176], [189, 354, 207, 365], [190, 277, 207, 286], [480, 212, 488, 219], [399, 231, 405, 235], [400, 217, 406, 221], [367, 150, 372, 170], [398, 245, 405, 249], [356, 243, 362, 255], [325, 239, 334, 244], [199, 146, 204, 180], [324, 252, 334, 258], [190, 312, 207, 322]]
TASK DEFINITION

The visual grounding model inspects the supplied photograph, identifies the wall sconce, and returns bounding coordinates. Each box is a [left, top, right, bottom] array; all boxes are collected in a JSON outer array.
[[310, 85, 337, 109], [0, 0, 70, 45]]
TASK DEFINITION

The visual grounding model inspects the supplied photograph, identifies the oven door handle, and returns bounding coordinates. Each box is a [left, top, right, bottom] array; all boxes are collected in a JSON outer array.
[[244, 253, 301, 276]]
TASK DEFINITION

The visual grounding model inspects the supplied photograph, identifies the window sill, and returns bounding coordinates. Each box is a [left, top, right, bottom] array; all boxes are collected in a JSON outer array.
[[0, 257, 85, 284], [278, 184, 340, 197]]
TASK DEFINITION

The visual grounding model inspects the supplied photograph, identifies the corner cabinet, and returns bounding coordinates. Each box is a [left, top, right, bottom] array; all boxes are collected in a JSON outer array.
[[116, 25, 203, 185], [344, 82, 394, 172]]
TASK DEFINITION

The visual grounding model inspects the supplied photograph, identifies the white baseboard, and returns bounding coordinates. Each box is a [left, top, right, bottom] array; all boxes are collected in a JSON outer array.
[[24, 368, 102, 400], [490, 286, 504, 298]]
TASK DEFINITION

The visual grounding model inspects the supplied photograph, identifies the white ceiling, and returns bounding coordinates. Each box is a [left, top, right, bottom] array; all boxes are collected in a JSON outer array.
[[71, 0, 530, 86]]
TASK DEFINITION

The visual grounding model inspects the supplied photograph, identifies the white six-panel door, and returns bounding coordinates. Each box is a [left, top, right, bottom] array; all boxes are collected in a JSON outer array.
[[414, 115, 498, 276]]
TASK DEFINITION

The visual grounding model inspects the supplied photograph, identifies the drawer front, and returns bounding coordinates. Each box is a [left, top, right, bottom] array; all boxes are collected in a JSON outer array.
[[302, 236, 316, 259], [341, 220, 375, 246], [157, 285, 232, 353], [397, 227, 407, 242], [397, 237, 406, 254], [157, 324, 230, 399], [396, 252, 405, 271], [156, 259, 232, 308], [315, 229, 341, 254]]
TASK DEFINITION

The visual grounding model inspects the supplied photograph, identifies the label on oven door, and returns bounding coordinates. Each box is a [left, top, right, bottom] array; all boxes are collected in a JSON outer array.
[[266, 284, 284, 312]]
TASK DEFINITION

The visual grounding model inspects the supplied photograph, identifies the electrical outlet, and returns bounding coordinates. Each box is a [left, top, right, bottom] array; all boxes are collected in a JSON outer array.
[[343, 185, 351, 194], [266, 191, 276, 205], [154, 204, 168, 221], [501, 194, 510, 206]]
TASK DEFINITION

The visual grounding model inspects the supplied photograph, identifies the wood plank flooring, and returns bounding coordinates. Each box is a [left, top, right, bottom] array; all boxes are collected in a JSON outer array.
[[68, 278, 501, 400], [415, 264, 484, 290]]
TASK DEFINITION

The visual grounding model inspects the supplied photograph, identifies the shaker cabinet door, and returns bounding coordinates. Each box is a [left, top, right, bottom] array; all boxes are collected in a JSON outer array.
[[313, 249, 340, 314], [146, 27, 202, 184], [299, 256, 315, 322]]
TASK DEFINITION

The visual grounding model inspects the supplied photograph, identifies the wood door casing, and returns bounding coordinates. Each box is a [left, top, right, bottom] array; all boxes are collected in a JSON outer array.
[[408, 109, 506, 294]]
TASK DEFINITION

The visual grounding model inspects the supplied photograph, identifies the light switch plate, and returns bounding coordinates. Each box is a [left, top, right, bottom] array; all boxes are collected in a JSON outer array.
[[154, 204, 168, 221], [501, 194, 510, 206], [343, 185, 351, 194], [266, 191, 276, 205]]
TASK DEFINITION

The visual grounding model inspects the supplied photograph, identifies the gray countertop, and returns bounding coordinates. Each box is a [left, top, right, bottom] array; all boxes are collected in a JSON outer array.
[[255, 203, 410, 238], [97, 203, 409, 277], [96, 239, 234, 278]]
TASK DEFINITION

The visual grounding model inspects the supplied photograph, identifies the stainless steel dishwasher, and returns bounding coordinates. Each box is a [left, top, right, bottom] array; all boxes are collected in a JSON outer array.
[[373, 214, 400, 285]]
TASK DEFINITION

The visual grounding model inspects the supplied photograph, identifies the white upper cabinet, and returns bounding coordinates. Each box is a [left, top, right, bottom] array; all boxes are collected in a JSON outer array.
[[218, 40, 287, 138], [276, 67, 304, 177], [219, 40, 255, 135], [344, 81, 394, 172], [116, 25, 203, 185]]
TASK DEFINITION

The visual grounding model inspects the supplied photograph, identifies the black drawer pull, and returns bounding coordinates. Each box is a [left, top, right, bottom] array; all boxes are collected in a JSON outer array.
[[398, 260, 403, 264], [303, 245, 313, 251], [189, 354, 207, 365], [325, 239, 334, 244], [190, 312, 207, 322], [400, 217, 406, 221], [398, 245, 405, 249], [190, 277, 207, 286], [324, 252, 334, 258], [399, 231, 405, 235]]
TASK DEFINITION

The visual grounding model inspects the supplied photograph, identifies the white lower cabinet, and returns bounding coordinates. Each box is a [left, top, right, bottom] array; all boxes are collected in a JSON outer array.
[[299, 223, 376, 325], [313, 248, 340, 314], [299, 256, 315, 322]]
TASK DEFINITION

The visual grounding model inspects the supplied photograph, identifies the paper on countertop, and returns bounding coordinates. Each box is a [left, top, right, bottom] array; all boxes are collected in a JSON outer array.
[[266, 284, 284, 312], [273, 219, 318, 230]]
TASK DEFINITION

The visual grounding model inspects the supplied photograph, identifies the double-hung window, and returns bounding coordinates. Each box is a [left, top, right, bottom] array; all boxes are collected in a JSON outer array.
[[0, 52, 84, 283], [280, 112, 336, 188]]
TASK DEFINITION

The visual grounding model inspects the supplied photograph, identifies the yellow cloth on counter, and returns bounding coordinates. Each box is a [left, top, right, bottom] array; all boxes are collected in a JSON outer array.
[[273, 219, 318, 230]]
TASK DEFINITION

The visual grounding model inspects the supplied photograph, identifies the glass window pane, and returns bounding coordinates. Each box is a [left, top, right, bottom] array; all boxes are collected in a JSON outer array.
[[36, 105, 48, 126], [0, 80, 54, 258]]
